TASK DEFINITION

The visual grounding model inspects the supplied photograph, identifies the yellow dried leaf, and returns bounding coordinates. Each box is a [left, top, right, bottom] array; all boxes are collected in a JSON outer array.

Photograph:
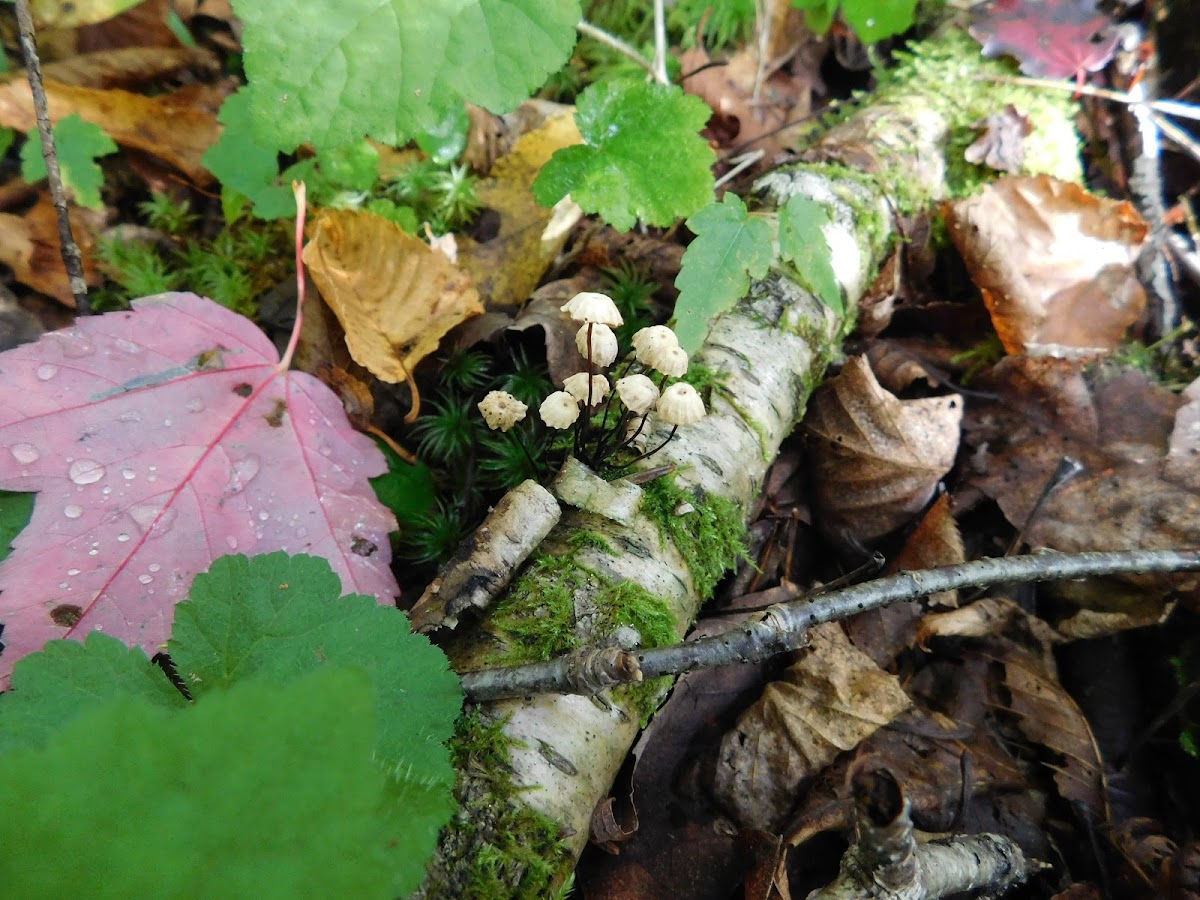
[[303, 210, 483, 384], [456, 111, 583, 310]]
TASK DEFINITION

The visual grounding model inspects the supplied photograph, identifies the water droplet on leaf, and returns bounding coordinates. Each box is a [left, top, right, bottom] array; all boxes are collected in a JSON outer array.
[[10, 442, 40, 464], [68, 459, 105, 485], [64, 504, 83, 519], [36, 364, 58, 381]]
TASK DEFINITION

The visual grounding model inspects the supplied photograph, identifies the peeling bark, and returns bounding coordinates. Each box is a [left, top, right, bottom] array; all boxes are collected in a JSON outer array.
[[417, 31, 1085, 899]]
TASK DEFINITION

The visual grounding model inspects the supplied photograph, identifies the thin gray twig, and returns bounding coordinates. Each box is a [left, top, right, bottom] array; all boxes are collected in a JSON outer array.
[[460, 548, 1200, 701], [14, 0, 89, 314]]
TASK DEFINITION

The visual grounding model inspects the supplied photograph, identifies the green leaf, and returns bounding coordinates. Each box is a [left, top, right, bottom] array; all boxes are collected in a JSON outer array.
[[533, 80, 715, 232], [202, 90, 296, 220], [19, 114, 117, 210], [790, 0, 915, 41], [233, 0, 580, 152], [0, 668, 406, 898], [672, 194, 774, 353], [0, 633, 189, 754], [371, 443, 437, 523], [779, 194, 842, 314], [0, 126, 14, 158], [284, 140, 380, 207], [0, 489, 33, 566], [790, 0, 838, 34], [416, 103, 470, 164], [841, 0, 916, 42], [169, 552, 462, 785]]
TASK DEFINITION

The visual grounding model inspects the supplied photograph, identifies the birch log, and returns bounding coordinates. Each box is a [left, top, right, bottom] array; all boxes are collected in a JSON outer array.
[[417, 32, 1082, 898]]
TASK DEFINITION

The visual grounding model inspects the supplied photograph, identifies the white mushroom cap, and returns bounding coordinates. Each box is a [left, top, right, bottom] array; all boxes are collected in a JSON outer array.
[[562, 372, 611, 406], [656, 382, 705, 426], [649, 345, 688, 378], [576, 323, 619, 368], [477, 390, 528, 432], [539, 391, 580, 429], [632, 325, 678, 358], [615, 374, 659, 414], [561, 291, 624, 326]]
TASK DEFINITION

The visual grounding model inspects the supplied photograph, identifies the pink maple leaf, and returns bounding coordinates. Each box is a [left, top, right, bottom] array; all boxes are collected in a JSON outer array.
[[0, 292, 398, 688], [969, 0, 1120, 81]]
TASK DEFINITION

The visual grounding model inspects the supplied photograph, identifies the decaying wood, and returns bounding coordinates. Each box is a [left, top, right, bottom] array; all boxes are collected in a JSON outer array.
[[417, 31, 1087, 900], [409, 480, 561, 634], [808, 768, 1035, 900]]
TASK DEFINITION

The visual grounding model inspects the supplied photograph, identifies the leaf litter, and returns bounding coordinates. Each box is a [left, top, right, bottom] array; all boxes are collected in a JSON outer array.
[[0, 3, 1199, 898]]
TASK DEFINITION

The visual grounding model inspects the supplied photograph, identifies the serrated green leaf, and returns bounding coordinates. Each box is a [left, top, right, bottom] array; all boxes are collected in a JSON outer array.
[[672, 194, 774, 353], [0, 489, 33, 566], [841, 0, 916, 42], [233, 0, 580, 153], [0, 668, 405, 898], [202, 90, 295, 220], [533, 80, 715, 232], [0, 632, 188, 754], [19, 114, 117, 210], [779, 194, 842, 314], [169, 552, 461, 786]]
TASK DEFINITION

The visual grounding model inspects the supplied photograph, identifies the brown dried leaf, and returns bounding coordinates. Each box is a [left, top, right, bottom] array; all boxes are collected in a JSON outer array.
[[456, 112, 583, 311], [0, 195, 102, 304], [0, 79, 219, 183], [888, 493, 965, 607], [964, 104, 1032, 173], [964, 358, 1200, 613], [807, 355, 962, 545], [25, 47, 218, 90], [1001, 649, 1109, 823], [508, 279, 589, 386], [302, 209, 484, 384], [711, 622, 911, 832], [944, 175, 1147, 356], [679, 21, 816, 160]]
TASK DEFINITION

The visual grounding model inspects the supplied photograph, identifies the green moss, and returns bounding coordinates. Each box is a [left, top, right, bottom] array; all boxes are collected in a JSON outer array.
[[489, 555, 588, 665], [682, 362, 730, 405], [595, 580, 679, 723], [445, 711, 574, 898], [640, 476, 746, 597], [565, 529, 614, 555], [870, 31, 1083, 201]]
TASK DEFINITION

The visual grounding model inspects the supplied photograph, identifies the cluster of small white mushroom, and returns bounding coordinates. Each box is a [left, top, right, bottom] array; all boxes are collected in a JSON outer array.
[[476, 290, 706, 465]]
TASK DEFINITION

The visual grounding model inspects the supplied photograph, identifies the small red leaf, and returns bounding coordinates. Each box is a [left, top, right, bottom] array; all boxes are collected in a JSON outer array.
[[969, 0, 1120, 80], [0, 293, 398, 687]]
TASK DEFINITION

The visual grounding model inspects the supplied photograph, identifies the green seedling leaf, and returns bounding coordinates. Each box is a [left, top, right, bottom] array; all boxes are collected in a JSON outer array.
[[842, 0, 917, 42], [19, 114, 117, 211], [791, 0, 915, 41], [0, 669, 408, 898], [234, 0, 580, 153], [169, 552, 462, 786], [779, 194, 843, 314], [791, 0, 838, 34], [371, 442, 437, 524], [0, 632, 189, 754], [202, 90, 295, 220], [283, 140, 380, 207], [0, 126, 14, 158], [0, 489, 32, 566], [417, 103, 470, 164], [533, 80, 715, 232], [672, 194, 774, 353]]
